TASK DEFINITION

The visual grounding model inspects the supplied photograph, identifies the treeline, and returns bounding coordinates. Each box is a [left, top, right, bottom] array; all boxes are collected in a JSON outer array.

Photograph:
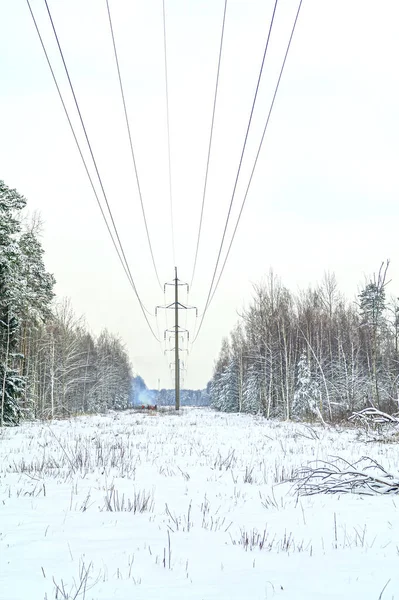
[[210, 267, 399, 422], [131, 376, 210, 406], [155, 388, 210, 406], [1, 180, 132, 425], [26, 302, 132, 420]]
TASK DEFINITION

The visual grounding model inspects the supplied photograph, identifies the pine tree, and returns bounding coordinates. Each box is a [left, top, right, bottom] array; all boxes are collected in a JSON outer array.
[[18, 225, 56, 414], [0, 312, 24, 425], [0, 181, 26, 425], [358, 262, 390, 407], [18, 228, 55, 322]]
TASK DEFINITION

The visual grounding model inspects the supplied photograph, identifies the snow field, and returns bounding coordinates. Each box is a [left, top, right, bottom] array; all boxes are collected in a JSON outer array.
[[1, 408, 399, 599]]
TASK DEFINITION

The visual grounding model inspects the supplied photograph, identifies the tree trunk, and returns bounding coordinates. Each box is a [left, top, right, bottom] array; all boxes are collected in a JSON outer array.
[[1, 318, 11, 427]]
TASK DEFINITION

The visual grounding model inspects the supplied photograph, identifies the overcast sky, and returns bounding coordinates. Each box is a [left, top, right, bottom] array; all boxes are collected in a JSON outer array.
[[1, 0, 399, 390]]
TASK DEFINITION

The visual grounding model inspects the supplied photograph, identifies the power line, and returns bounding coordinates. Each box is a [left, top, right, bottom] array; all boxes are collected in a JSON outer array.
[[190, 0, 228, 290], [193, 0, 303, 343], [27, 0, 160, 341], [26, 0, 130, 285], [208, 0, 303, 310], [183, 286, 191, 379], [42, 0, 138, 304], [162, 0, 176, 266], [193, 0, 279, 342], [209, 1, 303, 311], [105, 0, 163, 290], [155, 308, 169, 367]]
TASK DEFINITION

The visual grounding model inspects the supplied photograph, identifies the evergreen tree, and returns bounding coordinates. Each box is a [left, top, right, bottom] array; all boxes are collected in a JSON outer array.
[[210, 338, 231, 411], [359, 283, 386, 329], [0, 181, 26, 425], [18, 225, 56, 413], [292, 352, 321, 420], [18, 227, 55, 322], [0, 312, 24, 425], [210, 372, 223, 411], [219, 358, 239, 412], [0, 179, 138, 423], [242, 365, 261, 414], [358, 262, 390, 407], [209, 266, 399, 420]]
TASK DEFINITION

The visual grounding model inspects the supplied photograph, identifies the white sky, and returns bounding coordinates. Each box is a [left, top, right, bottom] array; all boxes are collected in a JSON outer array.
[[1, 0, 399, 390]]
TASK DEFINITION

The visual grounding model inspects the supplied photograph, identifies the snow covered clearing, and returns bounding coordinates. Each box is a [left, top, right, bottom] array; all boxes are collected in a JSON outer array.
[[1, 408, 399, 599]]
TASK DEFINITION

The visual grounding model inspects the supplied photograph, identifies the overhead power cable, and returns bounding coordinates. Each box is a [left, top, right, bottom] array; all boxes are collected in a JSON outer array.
[[105, 0, 163, 290], [193, 0, 279, 342], [208, 0, 303, 311], [26, 1, 129, 284], [41, 0, 139, 304], [162, 0, 176, 266], [190, 0, 228, 289], [27, 0, 160, 342], [193, 0, 303, 343]]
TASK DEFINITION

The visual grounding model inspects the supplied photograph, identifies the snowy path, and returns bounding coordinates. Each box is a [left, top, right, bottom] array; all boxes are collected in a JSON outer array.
[[1, 409, 398, 599]]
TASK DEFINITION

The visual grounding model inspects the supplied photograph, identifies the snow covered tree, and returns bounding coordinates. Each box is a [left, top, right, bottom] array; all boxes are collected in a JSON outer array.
[[17, 222, 55, 413], [0, 179, 137, 422], [292, 352, 322, 421], [210, 338, 232, 411], [29, 303, 132, 418], [209, 372, 223, 411], [359, 284, 387, 330], [18, 226, 55, 322], [0, 181, 26, 425], [209, 266, 399, 421], [219, 358, 240, 412], [92, 330, 132, 411], [230, 324, 246, 411], [358, 261, 390, 407], [242, 364, 261, 414], [0, 182, 56, 423], [0, 312, 24, 425]]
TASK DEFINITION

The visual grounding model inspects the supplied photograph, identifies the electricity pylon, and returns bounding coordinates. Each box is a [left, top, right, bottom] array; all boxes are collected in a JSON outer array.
[[156, 268, 197, 410]]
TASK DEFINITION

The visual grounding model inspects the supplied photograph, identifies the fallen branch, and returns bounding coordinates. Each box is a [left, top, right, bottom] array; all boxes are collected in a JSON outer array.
[[349, 407, 399, 428], [291, 456, 399, 496]]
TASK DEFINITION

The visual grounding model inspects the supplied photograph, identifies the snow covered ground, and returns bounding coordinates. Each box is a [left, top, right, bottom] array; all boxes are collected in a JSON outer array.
[[1, 408, 398, 599]]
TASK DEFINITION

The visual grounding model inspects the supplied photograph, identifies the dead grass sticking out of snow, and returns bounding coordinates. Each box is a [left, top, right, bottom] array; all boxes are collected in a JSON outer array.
[[1, 408, 399, 599]]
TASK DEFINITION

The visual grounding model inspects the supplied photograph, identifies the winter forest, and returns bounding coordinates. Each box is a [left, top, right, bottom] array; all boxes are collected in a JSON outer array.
[[0, 180, 132, 425], [209, 265, 399, 422], [3, 176, 399, 428]]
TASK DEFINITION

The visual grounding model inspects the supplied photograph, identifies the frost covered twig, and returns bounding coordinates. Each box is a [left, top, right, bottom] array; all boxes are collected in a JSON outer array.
[[291, 456, 399, 496]]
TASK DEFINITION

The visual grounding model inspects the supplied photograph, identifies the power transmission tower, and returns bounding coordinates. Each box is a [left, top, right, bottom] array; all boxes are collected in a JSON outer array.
[[156, 268, 197, 410]]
